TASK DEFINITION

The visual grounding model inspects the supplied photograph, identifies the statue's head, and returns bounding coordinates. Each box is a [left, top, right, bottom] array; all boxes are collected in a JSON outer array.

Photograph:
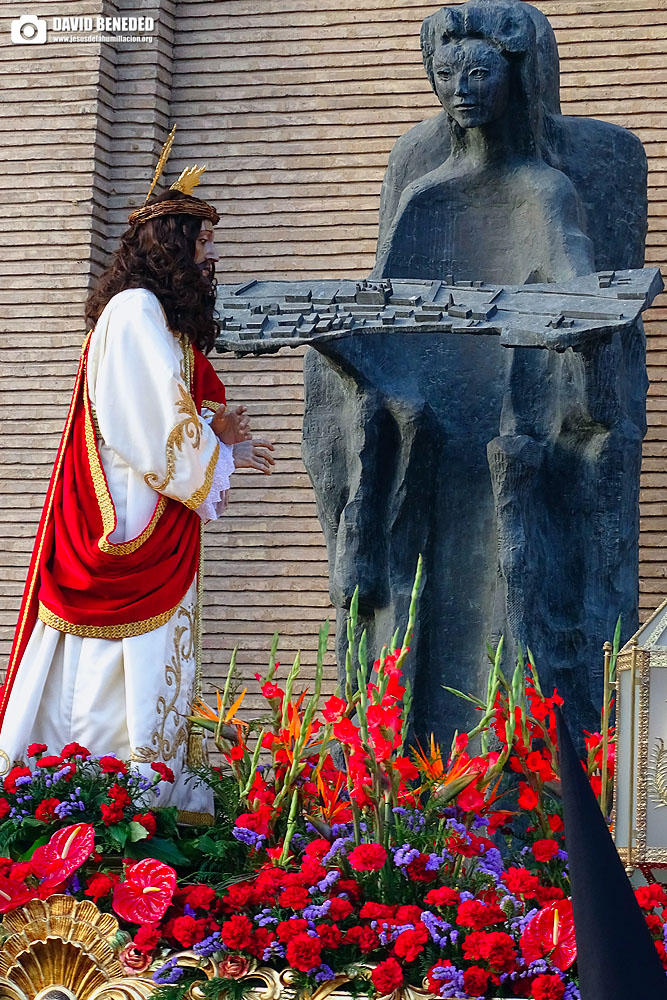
[[421, 0, 542, 152]]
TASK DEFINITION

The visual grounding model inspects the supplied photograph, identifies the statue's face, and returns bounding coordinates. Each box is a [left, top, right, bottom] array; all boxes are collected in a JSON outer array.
[[432, 38, 511, 128]]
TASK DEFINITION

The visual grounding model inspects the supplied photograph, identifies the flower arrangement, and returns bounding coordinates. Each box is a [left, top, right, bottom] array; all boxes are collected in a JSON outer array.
[[0, 568, 657, 1000]]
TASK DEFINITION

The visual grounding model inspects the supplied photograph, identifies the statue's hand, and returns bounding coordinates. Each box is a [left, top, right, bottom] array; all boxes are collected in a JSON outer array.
[[232, 438, 275, 474], [211, 404, 252, 444]]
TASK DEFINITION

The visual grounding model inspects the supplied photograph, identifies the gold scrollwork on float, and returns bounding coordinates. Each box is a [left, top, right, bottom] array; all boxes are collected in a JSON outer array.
[[0, 895, 154, 1000]]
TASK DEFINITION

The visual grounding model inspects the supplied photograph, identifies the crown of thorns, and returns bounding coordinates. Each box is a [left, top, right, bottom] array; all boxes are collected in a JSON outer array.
[[127, 125, 219, 227]]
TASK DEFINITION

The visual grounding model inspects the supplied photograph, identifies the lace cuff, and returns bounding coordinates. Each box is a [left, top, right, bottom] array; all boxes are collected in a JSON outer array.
[[196, 442, 235, 521]]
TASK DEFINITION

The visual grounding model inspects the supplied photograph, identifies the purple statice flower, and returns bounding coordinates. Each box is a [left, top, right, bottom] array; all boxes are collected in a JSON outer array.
[[477, 847, 504, 881], [426, 851, 450, 871], [232, 827, 266, 848], [14, 775, 33, 788], [323, 836, 352, 865], [331, 822, 351, 838], [153, 958, 184, 984], [458, 890, 474, 902], [563, 984, 581, 1000], [54, 801, 76, 819], [316, 869, 340, 893], [52, 765, 73, 783], [509, 906, 539, 936], [420, 909, 451, 945], [65, 872, 82, 896], [43, 776, 53, 788], [315, 965, 336, 983], [194, 931, 222, 957], [430, 964, 466, 998], [393, 843, 420, 869], [557, 849, 568, 861], [184, 903, 196, 918], [263, 941, 286, 962], [303, 900, 332, 921], [449, 929, 459, 945], [472, 814, 490, 829], [392, 806, 408, 816], [255, 909, 279, 928]]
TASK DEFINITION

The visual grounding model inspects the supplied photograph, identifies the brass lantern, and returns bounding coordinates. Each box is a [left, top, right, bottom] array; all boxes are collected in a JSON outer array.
[[614, 599, 667, 879]]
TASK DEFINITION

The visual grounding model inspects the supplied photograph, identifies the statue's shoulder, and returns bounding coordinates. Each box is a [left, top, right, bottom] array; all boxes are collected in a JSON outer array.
[[385, 111, 450, 179]]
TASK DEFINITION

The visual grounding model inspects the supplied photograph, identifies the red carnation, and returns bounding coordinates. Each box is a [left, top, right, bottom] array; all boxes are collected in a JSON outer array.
[[531, 973, 565, 1000], [35, 798, 60, 823], [277, 918, 308, 942], [395, 904, 424, 925], [99, 756, 128, 775], [186, 884, 217, 909], [504, 866, 540, 897], [36, 755, 64, 769], [425, 886, 460, 908], [85, 872, 116, 903], [26, 743, 47, 757], [132, 812, 157, 840], [220, 914, 253, 950], [109, 784, 131, 808], [172, 914, 208, 947], [133, 923, 162, 953], [60, 742, 90, 759], [457, 898, 506, 929], [151, 761, 175, 783], [317, 922, 343, 949], [348, 842, 387, 871], [4, 766, 30, 794], [635, 884, 667, 910], [360, 902, 396, 920], [371, 957, 404, 996], [464, 966, 491, 997], [0, 799, 11, 820], [278, 885, 310, 909], [406, 853, 438, 883], [345, 924, 380, 953], [532, 839, 560, 863], [393, 924, 429, 962], [328, 896, 354, 921], [286, 933, 322, 972], [100, 802, 124, 826]]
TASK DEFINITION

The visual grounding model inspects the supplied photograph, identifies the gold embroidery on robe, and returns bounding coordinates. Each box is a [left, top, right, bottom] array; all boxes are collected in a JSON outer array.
[[143, 384, 203, 493], [149, 604, 194, 762]]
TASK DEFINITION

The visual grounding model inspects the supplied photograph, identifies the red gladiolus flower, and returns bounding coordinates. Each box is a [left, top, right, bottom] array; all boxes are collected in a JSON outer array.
[[26, 742, 47, 757], [348, 842, 387, 871], [371, 957, 404, 996], [286, 933, 322, 972], [322, 695, 347, 722], [531, 973, 565, 1000], [518, 782, 539, 811], [31, 823, 95, 890], [112, 859, 177, 924], [520, 899, 576, 971]]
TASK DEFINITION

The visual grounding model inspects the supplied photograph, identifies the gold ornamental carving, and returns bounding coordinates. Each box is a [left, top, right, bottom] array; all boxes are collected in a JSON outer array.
[[0, 896, 153, 1000]]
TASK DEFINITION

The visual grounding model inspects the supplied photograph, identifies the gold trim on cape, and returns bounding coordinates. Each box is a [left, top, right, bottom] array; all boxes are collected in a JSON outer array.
[[38, 600, 181, 639], [183, 442, 220, 511]]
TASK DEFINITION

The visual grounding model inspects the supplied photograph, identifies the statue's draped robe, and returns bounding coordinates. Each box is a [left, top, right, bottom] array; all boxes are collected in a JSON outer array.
[[0, 289, 234, 822]]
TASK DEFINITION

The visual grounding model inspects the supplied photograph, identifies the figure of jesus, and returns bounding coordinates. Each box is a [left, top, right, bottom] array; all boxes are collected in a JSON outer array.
[[0, 182, 274, 823]]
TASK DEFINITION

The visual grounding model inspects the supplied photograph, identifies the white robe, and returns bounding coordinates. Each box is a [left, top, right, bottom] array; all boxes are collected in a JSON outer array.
[[1, 288, 234, 822]]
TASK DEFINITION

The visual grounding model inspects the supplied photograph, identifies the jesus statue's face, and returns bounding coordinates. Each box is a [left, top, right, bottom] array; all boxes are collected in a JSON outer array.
[[194, 219, 219, 283], [432, 37, 511, 129]]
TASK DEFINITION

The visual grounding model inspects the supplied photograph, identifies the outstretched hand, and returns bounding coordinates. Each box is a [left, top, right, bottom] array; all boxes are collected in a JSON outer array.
[[211, 404, 252, 445], [232, 438, 275, 475]]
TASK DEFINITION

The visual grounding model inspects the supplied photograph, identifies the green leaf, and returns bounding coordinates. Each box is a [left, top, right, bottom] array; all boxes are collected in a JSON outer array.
[[18, 834, 50, 861], [107, 824, 129, 849], [133, 835, 190, 866], [129, 821, 149, 843]]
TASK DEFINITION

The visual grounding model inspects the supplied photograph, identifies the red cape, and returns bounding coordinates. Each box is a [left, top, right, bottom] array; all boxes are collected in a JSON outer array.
[[1, 333, 226, 729]]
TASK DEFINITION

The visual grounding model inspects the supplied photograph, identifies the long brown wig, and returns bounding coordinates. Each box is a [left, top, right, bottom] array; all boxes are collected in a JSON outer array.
[[85, 190, 219, 353]]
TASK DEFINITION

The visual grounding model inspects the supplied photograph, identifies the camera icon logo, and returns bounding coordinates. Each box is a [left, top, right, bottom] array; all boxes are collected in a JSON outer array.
[[10, 14, 47, 44]]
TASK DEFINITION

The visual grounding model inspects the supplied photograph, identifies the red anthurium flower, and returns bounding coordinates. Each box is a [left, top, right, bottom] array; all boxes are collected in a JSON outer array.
[[520, 898, 576, 970], [31, 822, 95, 890], [0, 874, 34, 912], [112, 858, 177, 924]]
